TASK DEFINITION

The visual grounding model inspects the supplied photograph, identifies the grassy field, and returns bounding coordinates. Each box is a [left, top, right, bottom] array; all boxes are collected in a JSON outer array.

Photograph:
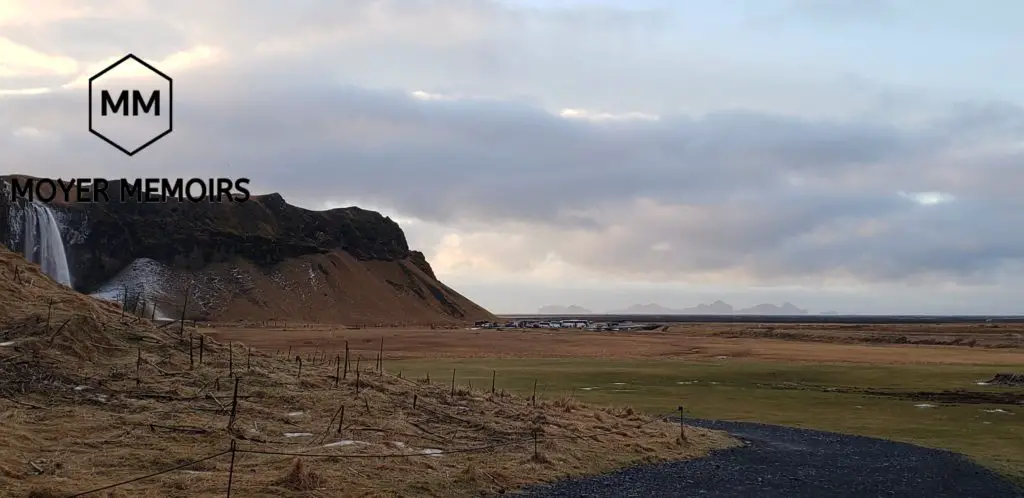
[[389, 358, 1024, 481]]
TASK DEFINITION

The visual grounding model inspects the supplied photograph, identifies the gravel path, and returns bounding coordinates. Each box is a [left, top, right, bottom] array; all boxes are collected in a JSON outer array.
[[515, 418, 1023, 498]]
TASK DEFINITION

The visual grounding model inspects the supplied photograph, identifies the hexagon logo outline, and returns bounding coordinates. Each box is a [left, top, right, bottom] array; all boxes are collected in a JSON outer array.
[[88, 53, 173, 157]]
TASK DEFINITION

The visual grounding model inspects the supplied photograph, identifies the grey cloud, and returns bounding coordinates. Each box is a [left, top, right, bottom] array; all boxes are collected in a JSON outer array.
[[5, 65, 1024, 286]]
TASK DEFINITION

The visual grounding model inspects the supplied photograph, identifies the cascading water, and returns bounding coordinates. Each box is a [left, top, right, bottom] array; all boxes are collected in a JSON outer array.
[[22, 201, 73, 287]]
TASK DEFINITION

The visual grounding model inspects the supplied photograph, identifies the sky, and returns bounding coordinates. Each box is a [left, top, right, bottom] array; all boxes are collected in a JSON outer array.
[[3, 0, 1024, 314]]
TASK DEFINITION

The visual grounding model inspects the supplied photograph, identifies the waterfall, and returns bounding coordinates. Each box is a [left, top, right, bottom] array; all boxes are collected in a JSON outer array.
[[22, 202, 73, 287]]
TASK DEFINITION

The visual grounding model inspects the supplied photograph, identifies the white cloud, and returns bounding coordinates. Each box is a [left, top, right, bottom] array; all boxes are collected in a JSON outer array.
[[900, 191, 955, 206], [11, 126, 47, 138], [558, 108, 660, 121], [61, 45, 221, 89], [0, 37, 78, 78]]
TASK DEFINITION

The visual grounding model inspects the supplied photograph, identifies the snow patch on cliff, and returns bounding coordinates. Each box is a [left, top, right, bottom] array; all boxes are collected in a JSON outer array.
[[90, 258, 173, 319]]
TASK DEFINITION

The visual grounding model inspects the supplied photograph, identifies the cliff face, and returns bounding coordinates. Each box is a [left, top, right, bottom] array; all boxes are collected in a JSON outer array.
[[2, 177, 494, 324]]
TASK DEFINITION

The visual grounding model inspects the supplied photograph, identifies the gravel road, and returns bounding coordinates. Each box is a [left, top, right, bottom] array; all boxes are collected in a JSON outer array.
[[515, 418, 1023, 498]]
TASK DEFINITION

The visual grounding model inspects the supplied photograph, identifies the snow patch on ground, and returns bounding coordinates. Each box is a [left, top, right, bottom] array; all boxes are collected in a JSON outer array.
[[284, 432, 314, 438], [420, 448, 443, 457], [324, 440, 370, 447], [307, 262, 323, 291]]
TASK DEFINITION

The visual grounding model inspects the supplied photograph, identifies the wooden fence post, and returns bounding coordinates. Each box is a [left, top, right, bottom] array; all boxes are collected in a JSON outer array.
[[226, 439, 237, 497], [228, 377, 240, 429]]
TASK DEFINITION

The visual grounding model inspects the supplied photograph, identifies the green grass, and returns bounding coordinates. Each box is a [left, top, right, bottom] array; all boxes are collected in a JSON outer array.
[[389, 358, 1024, 481]]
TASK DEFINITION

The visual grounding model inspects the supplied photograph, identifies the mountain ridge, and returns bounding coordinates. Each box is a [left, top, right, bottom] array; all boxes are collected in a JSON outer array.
[[598, 301, 810, 315], [537, 304, 594, 314]]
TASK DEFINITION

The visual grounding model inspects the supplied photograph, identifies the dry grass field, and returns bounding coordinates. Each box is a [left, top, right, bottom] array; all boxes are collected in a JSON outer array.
[[202, 322, 1024, 365], [203, 321, 1024, 481], [0, 250, 737, 497], [4, 241, 1023, 495]]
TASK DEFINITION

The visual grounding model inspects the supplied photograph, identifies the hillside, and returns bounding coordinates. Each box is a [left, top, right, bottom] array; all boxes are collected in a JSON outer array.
[[0, 247, 734, 496], [1, 177, 494, 324]]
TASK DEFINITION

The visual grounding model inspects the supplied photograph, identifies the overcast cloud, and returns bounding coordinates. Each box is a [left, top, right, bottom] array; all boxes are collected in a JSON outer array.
[[3, 0, 1024, 313]]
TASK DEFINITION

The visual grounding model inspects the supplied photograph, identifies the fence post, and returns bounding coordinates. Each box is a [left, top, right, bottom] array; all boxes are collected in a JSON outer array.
[[450, 369, 456, 397], [678, 405, 686, 442], [491, 370, 496, 395], [199, 335, 205, 365], [179, 282, 191, 337], [229, 343, 234, 377], [226, 439, 237, 497], [247, 347, 252, 370], [189, 334, 194, 369], [228, 377, 240, 429], [337, 406, 345, 435], [135, 344, 142, 387], [343, 341, 350, 380], [532, 379, 538, 407], [335, 356, 341, 388]]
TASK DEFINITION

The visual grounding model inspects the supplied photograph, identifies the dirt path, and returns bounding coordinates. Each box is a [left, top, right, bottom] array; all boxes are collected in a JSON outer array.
[[515, 419, 1024, 497]]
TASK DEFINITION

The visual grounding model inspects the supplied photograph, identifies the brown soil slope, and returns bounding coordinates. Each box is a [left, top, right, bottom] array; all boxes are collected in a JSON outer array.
[[0, 248, 734, 497], [157, 249, 494, 324]]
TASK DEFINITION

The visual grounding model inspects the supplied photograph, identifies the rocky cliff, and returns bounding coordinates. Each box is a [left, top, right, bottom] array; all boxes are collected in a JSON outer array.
[[2, 177, 494, 324]]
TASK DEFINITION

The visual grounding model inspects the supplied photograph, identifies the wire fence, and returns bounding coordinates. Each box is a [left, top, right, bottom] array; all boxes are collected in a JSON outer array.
[[3, 309, 691, 497], [63, 406, 683, 497]]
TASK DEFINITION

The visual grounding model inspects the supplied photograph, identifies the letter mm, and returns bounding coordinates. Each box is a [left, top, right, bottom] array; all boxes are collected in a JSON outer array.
[[88, 53, 173, 157]]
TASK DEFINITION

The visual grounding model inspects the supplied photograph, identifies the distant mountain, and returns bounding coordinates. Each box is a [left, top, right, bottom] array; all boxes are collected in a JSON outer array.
[[537, 304, 594, 314], [736, 302, 808, 315], [680, 299, 734, 314], [609, 303, 678, 314], [607, 301, 808, 315]]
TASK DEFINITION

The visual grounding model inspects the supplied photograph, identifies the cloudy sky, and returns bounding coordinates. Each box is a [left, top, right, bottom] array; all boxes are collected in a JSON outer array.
[[3, 0, 1024, 314]]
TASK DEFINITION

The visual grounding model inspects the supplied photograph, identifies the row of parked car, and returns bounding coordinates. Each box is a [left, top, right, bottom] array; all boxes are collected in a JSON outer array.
[[473, 319, 653, 331]]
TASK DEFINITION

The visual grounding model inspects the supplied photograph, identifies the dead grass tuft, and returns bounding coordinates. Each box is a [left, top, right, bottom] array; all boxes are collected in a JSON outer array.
[[25, 488, 64, 498], [274, 458, 325, 491]]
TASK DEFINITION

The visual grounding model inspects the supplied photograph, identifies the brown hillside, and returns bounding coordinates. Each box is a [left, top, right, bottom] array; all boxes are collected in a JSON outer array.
[[131, 250, 494, 324], [1, 176, 495, 324], [0, 247, 735, 497]]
